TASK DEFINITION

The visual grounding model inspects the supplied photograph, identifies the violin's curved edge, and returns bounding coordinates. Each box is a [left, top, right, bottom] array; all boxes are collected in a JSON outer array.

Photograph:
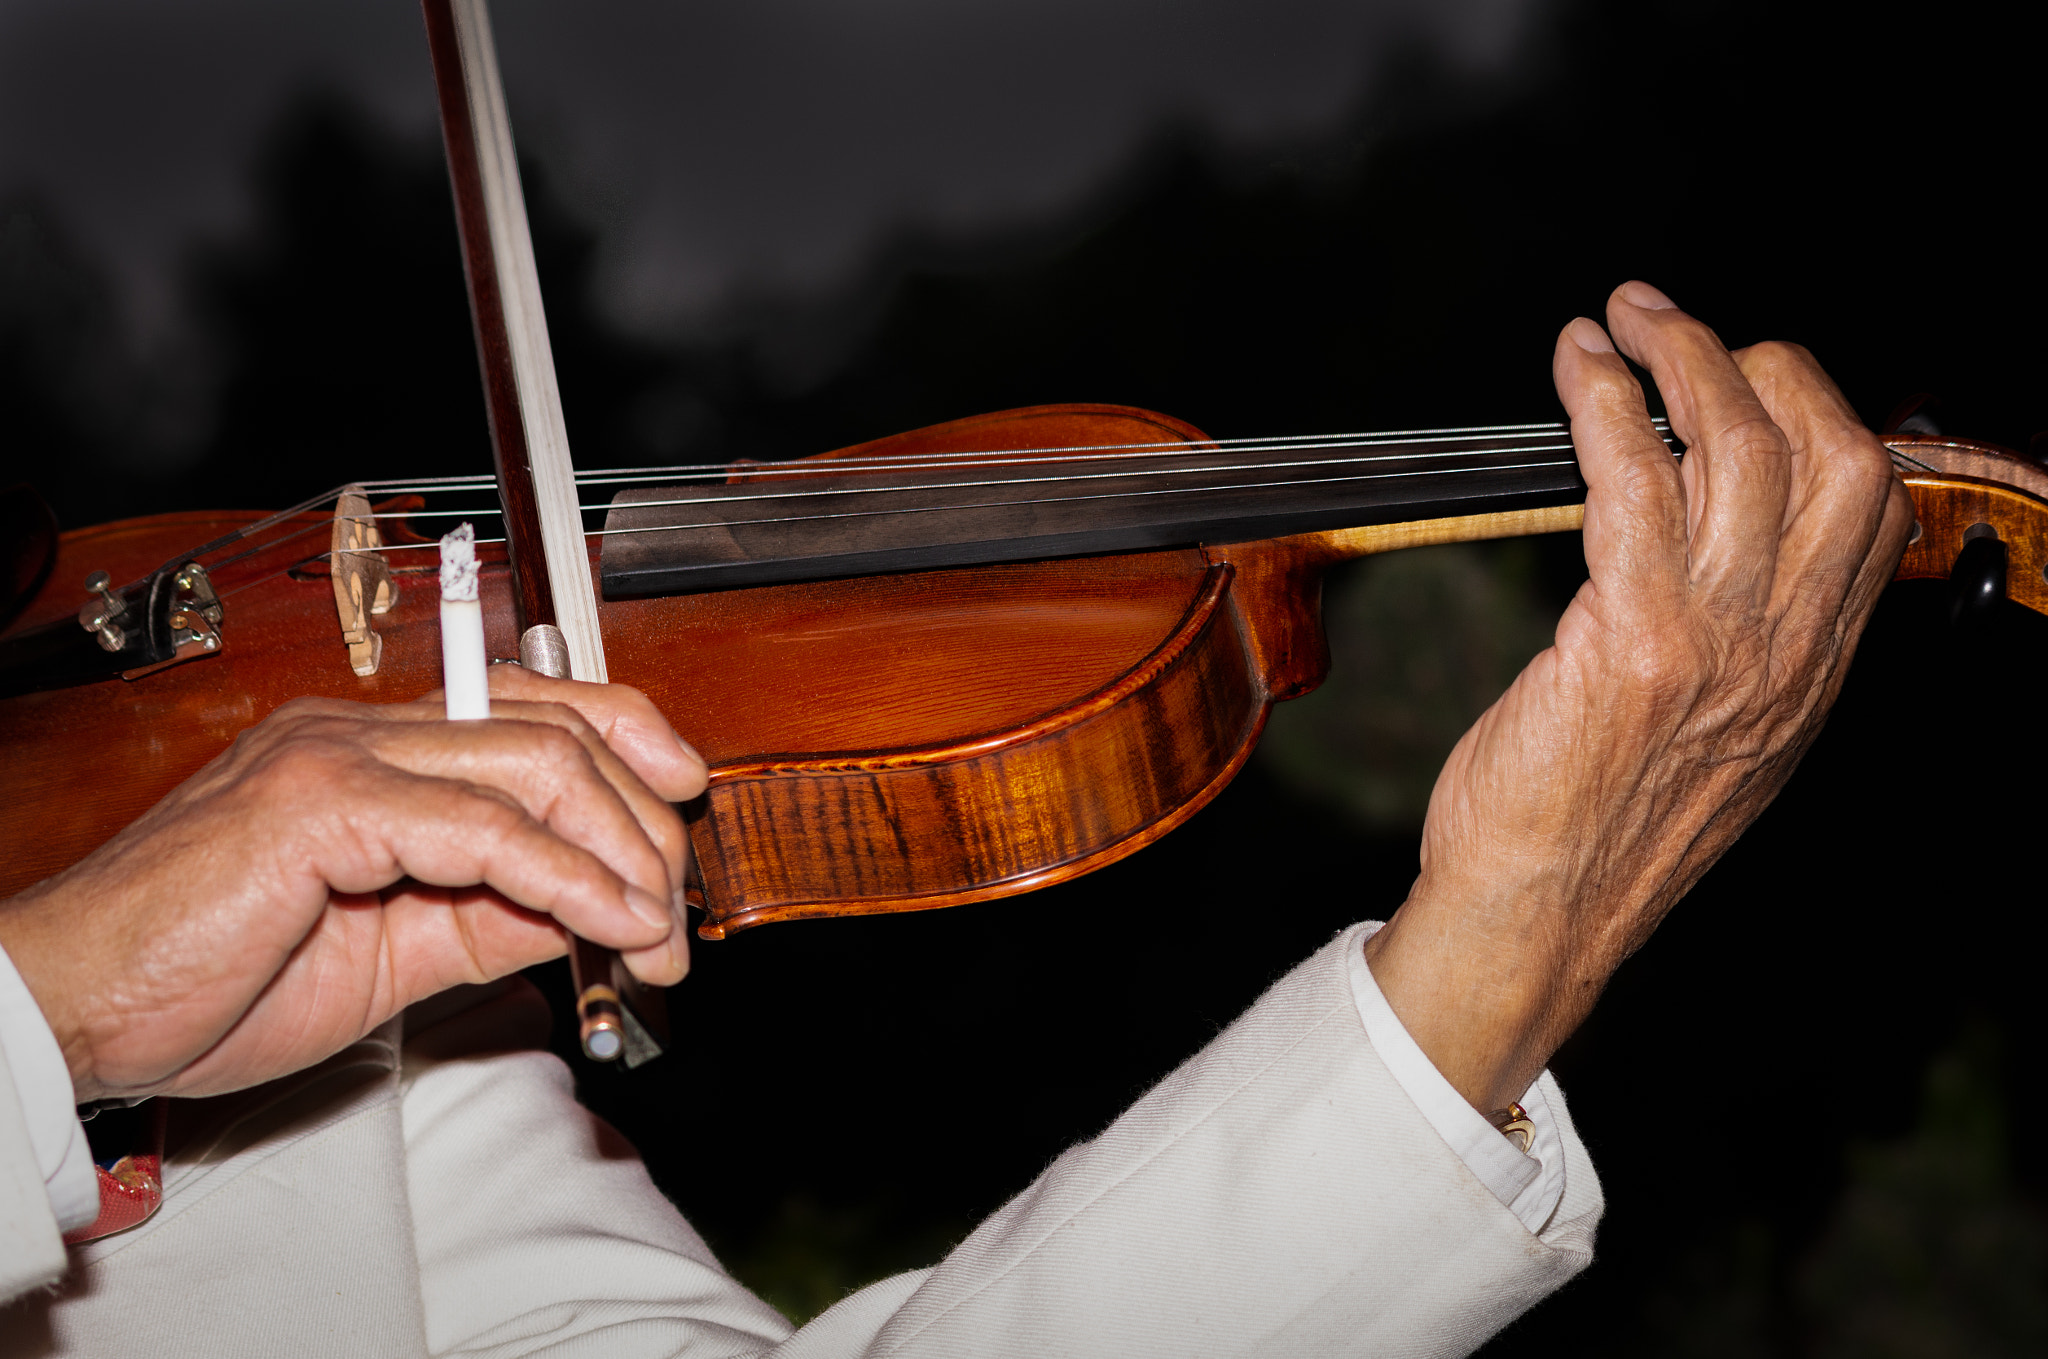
[[1896, 474, 2048, 618], [690, 561, 1267, 937], [693, 703, 1272, 939], [1885, 435, 2048, 502]]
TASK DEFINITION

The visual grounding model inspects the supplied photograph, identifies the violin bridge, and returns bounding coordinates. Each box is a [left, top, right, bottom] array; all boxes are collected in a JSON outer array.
[[331, 486, 397, 677]]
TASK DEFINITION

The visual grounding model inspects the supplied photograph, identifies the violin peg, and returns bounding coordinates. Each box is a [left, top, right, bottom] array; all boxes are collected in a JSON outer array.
[[1948, 523, 2008, 627]]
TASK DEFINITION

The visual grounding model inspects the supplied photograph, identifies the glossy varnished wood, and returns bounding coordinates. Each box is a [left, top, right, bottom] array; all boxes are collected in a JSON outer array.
[[685, 565, 1265, 934], [0, 511, 489, 896], [1889, 437, 2048, 615]]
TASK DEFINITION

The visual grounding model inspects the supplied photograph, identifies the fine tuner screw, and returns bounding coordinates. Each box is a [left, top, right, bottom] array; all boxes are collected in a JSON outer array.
[[78, 570, 128, 652]]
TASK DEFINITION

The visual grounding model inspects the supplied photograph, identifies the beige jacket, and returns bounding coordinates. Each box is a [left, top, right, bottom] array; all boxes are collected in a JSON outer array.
[[0, 925, 1601, 1357]]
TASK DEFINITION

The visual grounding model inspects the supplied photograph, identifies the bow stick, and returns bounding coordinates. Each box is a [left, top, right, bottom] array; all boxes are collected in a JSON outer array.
[[420, 0, 665, 1065]]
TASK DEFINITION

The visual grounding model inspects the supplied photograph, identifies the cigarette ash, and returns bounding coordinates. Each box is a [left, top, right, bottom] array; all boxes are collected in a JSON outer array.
[[439, 523, 480, 602]]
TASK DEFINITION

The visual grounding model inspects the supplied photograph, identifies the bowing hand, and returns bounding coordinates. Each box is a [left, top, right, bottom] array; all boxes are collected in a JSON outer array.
[[1365, 282, 1916, 1112], [0, 666, 706, 1103]]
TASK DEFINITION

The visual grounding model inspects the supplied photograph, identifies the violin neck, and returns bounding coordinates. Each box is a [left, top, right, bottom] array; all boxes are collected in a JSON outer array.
[[599, 430, 1593, 597]]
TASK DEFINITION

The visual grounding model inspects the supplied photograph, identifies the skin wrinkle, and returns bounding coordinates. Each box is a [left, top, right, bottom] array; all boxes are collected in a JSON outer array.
[[0, 668, 701, 1102], [1366, 286, 1911, 1110]]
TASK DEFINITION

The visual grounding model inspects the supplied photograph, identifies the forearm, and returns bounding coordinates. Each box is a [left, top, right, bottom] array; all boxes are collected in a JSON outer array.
[[1361, 877, 1594, 1114], [1364, 288, 1910, 1115]]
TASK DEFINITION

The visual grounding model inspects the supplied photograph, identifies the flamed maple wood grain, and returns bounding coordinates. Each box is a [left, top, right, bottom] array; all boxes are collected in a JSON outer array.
[[688, 565, 1262, 935], [1888, 437, 2048, 617]]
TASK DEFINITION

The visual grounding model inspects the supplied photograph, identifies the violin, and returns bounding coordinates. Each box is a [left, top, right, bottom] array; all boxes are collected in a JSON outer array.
[[5, 0, 2046, 1066], [2, 408, 2043, 925]]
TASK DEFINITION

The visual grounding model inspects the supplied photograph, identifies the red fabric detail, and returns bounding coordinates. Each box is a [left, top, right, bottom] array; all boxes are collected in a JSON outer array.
[[62, 1099, 168, 1245], [62, 1154, 163, 1244]]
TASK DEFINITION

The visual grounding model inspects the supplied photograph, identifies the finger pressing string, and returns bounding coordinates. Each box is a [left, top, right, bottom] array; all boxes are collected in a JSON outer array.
[[1552, 316, 1689, 610], [1605, 281, 1794, 608]]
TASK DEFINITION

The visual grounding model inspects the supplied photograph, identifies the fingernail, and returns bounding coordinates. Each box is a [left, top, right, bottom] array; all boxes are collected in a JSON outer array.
[[1567, 317, 1615, 353], [625, 884, 670, 929], [1620, 280, 1677, 310]]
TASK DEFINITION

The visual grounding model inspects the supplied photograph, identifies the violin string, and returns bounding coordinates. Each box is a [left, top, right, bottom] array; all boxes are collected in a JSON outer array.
[[278, 446, 1613, 561], [561, 423, 1618, 488], [185, 419, 1680, 582], [342, 431, 1673, 528], [201, 516, 341, 575], [346, 421, 1611, 495], [325, 456, 1586, 556], [355, 422, 1677, 502], [583, 440, 1616, 521], [592, 460, 1588, 540], [139, 483, 382, 589], [343, 440, 1593, 525], [196, 422, 1638, 538]]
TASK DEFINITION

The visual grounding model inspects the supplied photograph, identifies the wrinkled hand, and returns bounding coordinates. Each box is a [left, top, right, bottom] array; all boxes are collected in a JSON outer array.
[[1364, 282, 1914, 1111], [0, 665, 706, 1103]]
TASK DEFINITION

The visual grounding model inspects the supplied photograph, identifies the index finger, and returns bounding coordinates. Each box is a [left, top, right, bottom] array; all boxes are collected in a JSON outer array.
[[410, 667, 709, 803], [1550, 315, 1690, 619], [1604, 281, 1792, 615], [486, 666, 709, 803]]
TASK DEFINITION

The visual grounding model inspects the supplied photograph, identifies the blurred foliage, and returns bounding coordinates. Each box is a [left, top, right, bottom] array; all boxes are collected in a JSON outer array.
[[722, 1194, 970, 1326], [1796, 1022, 2048, 1358], [1261, 540, 1561, 831], [1642, 1219, 1781, 1356], [1633, 1023, 2048, 1357]]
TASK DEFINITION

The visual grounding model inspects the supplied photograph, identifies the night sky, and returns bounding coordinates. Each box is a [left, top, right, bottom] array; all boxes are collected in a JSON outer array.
[[0, 0, 1531, 342]]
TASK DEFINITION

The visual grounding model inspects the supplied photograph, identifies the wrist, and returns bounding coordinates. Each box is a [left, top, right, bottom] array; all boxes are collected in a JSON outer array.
[[1362, 880, 1574, 1112], [0, 895, 95, 1102]]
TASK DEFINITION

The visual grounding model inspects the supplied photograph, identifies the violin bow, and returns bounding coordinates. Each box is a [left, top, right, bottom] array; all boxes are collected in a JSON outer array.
[[419, 0, 665, 1066]]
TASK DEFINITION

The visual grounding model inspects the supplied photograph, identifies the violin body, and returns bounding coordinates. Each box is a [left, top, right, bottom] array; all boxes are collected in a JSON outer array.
[[3, 405, 2045, 936]]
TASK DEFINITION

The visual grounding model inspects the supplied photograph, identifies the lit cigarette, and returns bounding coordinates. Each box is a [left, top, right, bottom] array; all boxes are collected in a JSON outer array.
[[439, 523, 490, 721]]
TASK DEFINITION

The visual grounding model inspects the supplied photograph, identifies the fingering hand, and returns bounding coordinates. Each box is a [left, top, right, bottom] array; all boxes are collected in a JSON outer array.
[[1366, 282, 1915, 1110]]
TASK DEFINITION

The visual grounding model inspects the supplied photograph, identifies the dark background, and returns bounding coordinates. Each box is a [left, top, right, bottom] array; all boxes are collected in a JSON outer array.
[[4, 0, 2044, 1351]]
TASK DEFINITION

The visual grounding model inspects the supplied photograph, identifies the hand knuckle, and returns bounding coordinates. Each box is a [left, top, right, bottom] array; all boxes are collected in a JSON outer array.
[[1625, 634, 1706, 697], [1743, 339, 1811, 372], [541, 701, 597, 737], [530, 723, 586, 761], [265, 696, 355, 733], [244, 733, 348, 802], [1706, 412, 1785, 461]]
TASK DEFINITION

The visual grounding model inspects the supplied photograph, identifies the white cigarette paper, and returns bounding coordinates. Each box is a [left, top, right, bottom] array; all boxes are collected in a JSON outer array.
[[439, 523, 490, 721]]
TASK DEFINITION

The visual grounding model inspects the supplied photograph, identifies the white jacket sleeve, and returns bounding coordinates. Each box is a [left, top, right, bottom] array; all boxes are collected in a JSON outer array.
[[2, 925, 1603, 1358], [2, 1022, 433, 1359], [403, 925, 1601, 1359], [0, 1038, 67, 1306], [399, 979, 795, 1359], [774, 923, 1601, 1358]]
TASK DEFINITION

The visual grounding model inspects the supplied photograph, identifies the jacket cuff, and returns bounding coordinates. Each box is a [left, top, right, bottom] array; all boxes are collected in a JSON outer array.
[[0, 941, 98, 1231]]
